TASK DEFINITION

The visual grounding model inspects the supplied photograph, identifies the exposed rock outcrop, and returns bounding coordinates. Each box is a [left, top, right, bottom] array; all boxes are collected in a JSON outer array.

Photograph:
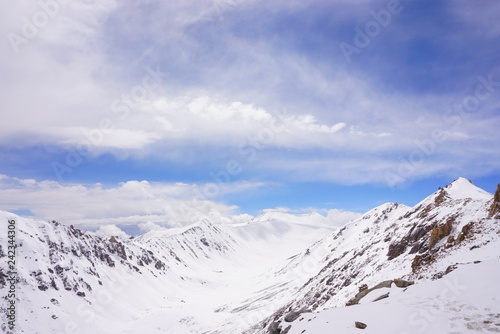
[[268, 321, 281, 334], [393, 279, 414, 288], [372, 292, 390, 302], [428, 219, 453, 249], [346, 279, 413, 306], [488, 183, 500, 219], [284, 308, 310, 322], [245, 179, 498, 334]]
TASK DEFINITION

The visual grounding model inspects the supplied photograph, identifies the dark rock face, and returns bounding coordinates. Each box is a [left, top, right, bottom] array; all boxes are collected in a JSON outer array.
[[488, 183, 500, 218], [388, 222, 434, 260], [284, 309, 310, 323], [268, 321, 281, 334], [387, 240, 408, 260], [456, 222, 474, 244], [200, 238, 210, 247], [412, 253, 434, 273], [428, 219, 453, 249], [20, 220, 169, 302], [281, 325, 292, 334]]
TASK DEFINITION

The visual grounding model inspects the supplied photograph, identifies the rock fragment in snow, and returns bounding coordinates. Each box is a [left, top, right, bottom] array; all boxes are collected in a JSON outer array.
[[372, 280, 393, 289], [355, 321, 367, 329], [393, 279, 414, 288], [372, 292, 390, 302]]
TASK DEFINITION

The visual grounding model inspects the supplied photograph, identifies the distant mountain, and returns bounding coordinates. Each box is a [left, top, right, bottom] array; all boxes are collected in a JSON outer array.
[[0, 206, 335, 333], [0, 178, 498, 334]]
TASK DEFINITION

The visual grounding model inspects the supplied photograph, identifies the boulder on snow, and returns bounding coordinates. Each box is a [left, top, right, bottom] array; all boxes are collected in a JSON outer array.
[[358, 284, 369, 292], [393, 279, 414, 288], [355, 321, 367, 329], [349, 280, 393, 305], [372, 280, 393, 289], [347, 278, 414, 306], [348, 289, 371, 305]]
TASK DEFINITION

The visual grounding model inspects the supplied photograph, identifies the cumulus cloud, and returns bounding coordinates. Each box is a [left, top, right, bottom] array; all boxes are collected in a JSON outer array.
[[0, 0, 498, 187], [262, 207, 291, 213], [326, 209, 363, 226], [93, 224, 129, 239], [138, 222, 167, 233], [450, 1, 500, 38], [0, 174, 264, 229]]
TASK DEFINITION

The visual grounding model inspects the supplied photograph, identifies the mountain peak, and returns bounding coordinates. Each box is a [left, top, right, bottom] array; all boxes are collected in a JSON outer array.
[[449, 176, 473, 185], [443, 177, 492, 201]]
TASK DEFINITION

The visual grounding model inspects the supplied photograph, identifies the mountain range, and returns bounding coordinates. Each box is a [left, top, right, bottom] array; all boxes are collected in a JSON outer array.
[[1, 177, 499, 333]]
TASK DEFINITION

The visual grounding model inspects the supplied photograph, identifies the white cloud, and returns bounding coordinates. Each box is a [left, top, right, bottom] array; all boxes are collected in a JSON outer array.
[[58, 127, 161, 150], [0, 174, 264, 229], [262, 207, 290, 213], [0, 0, 436, 157], [93, 224, 129, 239], [262, 206, 362, 227], [0, 0, 498, 187], [230, 213, 254, 224], [450, 1, 500, 39], [326, 209, 363, 226], [138, 221, 167, 233]]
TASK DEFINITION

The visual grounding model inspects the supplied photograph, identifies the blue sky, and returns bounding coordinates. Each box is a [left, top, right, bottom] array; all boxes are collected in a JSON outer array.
[[0, 0, 499, 233]]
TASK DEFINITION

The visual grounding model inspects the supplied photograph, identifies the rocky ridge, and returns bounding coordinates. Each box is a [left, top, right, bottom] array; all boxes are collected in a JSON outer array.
[[244, 178, 498, 333]]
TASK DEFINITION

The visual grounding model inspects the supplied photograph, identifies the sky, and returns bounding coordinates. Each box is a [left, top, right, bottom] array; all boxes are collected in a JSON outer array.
[[0, 0, 499, 234]]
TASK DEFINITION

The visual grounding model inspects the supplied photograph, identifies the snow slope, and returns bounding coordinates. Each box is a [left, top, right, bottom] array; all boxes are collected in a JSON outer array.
[[249, 178, 499, 333], [288, 258, 500, 334], [0, 208, 337, 333], [0, 178, 498, 334]]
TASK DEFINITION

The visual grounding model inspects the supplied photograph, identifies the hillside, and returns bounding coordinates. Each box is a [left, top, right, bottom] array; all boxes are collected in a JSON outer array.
[[249, 178, 500, 333], [0, 178, 499, 334]]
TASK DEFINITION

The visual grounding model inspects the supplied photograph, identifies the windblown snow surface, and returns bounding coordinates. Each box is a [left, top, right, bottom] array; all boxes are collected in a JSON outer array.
[[0, 177, 499, 334]]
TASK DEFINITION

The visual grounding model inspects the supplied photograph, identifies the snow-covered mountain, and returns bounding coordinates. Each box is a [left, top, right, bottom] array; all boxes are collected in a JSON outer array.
[[0, 177, 498, 334], [0, 206, 336, 333], [248, 177, 500, 333]]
